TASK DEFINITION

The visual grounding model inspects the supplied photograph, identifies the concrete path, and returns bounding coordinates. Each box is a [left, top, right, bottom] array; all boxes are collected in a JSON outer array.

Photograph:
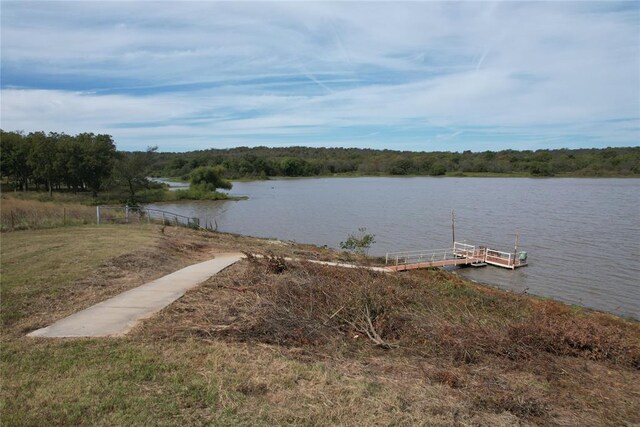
[[28, 253, 243, 338]]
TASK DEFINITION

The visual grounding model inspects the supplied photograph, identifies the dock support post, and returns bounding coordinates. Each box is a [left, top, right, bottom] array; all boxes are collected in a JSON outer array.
[[451, 210, 455, 245]]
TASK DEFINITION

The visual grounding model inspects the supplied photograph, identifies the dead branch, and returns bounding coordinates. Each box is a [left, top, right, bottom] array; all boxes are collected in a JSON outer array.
[[363, 303, 398, 349]]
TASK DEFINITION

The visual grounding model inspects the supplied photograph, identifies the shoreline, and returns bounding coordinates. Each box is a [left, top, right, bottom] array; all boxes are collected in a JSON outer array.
[[155, 173, 640, 184]]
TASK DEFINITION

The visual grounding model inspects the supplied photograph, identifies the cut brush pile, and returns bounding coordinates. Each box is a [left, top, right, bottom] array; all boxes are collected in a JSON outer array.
[[148, 254, 639, 368], [141, 254, 640, 425]]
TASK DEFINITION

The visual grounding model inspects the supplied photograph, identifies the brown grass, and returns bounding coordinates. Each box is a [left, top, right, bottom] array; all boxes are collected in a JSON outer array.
[[138, 255, 640, 425], [1, 195, 96, 231], [2, 209, 639, 425]]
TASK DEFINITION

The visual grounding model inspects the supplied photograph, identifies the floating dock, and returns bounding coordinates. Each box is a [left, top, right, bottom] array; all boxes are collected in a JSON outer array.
[[385, 242, 528, 272]]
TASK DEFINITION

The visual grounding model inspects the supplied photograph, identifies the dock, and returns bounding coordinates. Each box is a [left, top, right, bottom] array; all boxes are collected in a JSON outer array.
[[385, 242, 528, 272]]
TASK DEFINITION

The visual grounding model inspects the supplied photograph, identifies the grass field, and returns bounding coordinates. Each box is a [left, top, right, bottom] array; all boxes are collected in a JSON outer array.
[[1, 219, 639, 425]]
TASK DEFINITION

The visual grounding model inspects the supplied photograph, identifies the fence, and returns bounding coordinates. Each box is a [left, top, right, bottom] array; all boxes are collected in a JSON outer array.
[[96, 205, 208, 230]]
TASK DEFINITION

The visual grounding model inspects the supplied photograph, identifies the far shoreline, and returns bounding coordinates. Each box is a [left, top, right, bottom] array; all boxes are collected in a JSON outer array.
[[155, 173, 640, 185]]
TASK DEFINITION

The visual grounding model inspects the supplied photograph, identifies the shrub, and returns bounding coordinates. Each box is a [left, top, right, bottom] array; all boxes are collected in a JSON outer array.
[[340, 227, 376, 255]]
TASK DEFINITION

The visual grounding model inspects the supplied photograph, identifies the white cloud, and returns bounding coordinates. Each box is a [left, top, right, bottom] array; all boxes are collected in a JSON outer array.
[[1, 1, 638, 151]]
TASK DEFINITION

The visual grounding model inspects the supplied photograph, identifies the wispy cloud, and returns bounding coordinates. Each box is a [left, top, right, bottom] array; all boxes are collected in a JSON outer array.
[[1, 1, 638, 151]]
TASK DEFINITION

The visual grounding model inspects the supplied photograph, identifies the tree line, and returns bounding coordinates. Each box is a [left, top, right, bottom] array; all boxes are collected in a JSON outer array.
[[2, 130, 639, 199], [148, 145, 640, 179], [0, 130, 231, 202], [1, 130, 118, 196]]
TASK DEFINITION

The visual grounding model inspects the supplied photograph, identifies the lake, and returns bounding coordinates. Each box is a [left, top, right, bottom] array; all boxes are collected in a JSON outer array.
[[147, 177, 640, 319]]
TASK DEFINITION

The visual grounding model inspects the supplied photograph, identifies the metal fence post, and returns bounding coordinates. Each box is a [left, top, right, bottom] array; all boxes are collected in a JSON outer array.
[[96, 206, 101, 225]]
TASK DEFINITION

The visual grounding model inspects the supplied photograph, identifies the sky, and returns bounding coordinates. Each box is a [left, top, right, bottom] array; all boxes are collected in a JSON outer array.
[[1, 1, 639, 152]]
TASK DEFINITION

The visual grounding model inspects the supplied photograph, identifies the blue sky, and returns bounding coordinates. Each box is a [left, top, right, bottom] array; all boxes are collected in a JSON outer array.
[[1, 1, 639, 152]]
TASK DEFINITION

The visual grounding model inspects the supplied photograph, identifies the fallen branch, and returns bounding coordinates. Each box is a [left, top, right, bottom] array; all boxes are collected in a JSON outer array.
[[363, 303, 398, 349]]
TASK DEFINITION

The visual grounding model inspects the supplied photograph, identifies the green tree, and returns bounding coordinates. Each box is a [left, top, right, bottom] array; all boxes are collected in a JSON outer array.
[[340, 228, 376, 256], [280, 157, 308, 176], [27, 132, 58, 195], [189, 166, 232, 192], [0, 130, 31, 191], [55, 133, 84, 192], [112, 146, 157, 203], [78, 133, 117, 197]]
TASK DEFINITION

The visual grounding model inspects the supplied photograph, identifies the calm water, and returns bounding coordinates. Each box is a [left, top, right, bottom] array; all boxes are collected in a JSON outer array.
[[148, 178, 640, 319]]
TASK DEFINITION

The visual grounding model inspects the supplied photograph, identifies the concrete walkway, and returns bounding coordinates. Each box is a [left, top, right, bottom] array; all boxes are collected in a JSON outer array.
[[28, 253, 243, 338]]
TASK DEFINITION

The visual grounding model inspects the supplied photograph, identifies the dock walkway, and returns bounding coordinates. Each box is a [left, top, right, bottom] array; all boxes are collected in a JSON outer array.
[[386, 242, 527, 272]]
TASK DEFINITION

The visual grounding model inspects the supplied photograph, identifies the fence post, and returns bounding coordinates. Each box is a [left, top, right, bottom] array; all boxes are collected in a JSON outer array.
[[10, 210, 15, 230], [125, 205, 129, 224], [63, 207, 66, 226], [96, 206, 101, 225]]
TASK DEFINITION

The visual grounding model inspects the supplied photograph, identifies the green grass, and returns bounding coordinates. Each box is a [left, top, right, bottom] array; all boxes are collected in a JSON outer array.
[[1, 340, 187, 426], [1, 225, 159, 326]]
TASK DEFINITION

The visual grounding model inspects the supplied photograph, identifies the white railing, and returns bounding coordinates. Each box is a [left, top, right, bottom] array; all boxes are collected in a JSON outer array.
[[384, 241, 527, 270], [485, 248, 514, 263], [452, 241, 478, 257], [385, 247, 455, 266], [385, 242, 480, 266], [484, 248, 528, 268]]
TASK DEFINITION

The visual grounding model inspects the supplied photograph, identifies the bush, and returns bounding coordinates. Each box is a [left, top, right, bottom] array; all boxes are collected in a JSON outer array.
[[340, 228, 376, 255]]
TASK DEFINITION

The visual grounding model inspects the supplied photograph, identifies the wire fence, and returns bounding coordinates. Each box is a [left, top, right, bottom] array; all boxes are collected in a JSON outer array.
[[96, 205, 211, 230]]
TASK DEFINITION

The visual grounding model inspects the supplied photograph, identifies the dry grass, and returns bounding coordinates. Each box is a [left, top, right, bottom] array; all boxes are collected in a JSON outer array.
[[2, 207, 639, 426], [1, 195, 96, 231], [139, 255, 640, 426]]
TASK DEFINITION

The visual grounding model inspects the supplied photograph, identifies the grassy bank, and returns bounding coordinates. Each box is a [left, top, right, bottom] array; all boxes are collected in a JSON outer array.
[[2, 186, 239, 208], [1, 210, 639, 425], [0, 191, 244, 231]]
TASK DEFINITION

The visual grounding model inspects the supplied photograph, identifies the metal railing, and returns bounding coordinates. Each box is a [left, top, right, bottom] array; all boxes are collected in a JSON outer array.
[[385, 240, 527, 270], [485, 248, 528, 268], [385, 247, 456, 266], [96, 205, 205, 230], [385, 242, 482, 266]]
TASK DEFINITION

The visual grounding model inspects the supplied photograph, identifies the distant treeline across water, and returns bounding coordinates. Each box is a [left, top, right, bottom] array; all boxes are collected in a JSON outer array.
[[150, 145, 640, 179], [2, 130, 639, 194]]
